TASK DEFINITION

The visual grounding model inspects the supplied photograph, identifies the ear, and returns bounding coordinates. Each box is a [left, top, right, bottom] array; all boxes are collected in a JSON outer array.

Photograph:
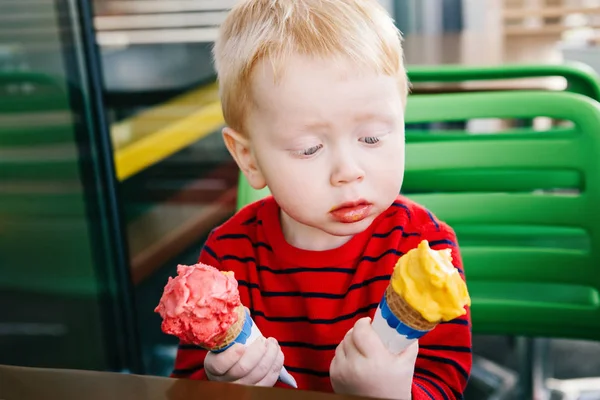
[[222, 126, 267, 190]]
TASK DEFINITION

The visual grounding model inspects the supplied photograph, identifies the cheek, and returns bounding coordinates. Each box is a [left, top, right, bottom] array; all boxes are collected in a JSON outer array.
[[368, 141, 404, 172], [366, 143, 404, 190], [260, 159, 329, 213], [268, 168, 322, 202]]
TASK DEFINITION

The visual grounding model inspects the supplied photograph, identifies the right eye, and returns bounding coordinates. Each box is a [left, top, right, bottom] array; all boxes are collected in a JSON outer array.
[[293, 144, 323, 158], [302, 145, 322, 156]]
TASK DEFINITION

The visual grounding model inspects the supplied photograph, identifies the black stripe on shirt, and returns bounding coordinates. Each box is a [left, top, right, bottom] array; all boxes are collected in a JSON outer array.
[[284, 365, 330, 377], [279, 342, 338, 351], [429, 239, 457, 248], [414, 374, 451, 400], [202, 245, 219, 262], [440, 318, 469, 326], [216, 234, 273, 251], [242, 216, 257, 225], [392, 202, 411, 219], [427, 211, 440, 230], [420, 345, 472, 353], [384, 210, 398, 220], [415, 368, 464, 400], [257, 265, 356, 274], [237, 274, 390, 299], [414, 382, 436, 400], [178, 344, 206, 351], [221, 255, 256, 263], [220, 248, 406, 269], [372, 225, 420, 238], [251, 302, 378, 324], [418, 354, 470, 382], [360, 248, 404, 262], [172, 365, 204, 376], [216, 255, 357, 274]]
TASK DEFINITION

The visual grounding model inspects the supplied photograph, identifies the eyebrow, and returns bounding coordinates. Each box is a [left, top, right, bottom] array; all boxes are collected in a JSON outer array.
[[296, 112, 395, 133], [300, 121, 331, 131], [353, 112, 395, 124]]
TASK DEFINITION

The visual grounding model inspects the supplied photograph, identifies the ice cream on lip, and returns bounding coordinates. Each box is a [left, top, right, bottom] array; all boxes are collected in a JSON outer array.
[[329, 199, 373, 223]]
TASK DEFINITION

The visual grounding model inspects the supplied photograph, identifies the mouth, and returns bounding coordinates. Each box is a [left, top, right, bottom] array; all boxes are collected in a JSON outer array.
[[329, 200, 373, 223]]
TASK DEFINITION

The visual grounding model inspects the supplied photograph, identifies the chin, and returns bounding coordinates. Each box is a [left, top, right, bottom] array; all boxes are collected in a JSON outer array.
[[321, 215, 377, 237]]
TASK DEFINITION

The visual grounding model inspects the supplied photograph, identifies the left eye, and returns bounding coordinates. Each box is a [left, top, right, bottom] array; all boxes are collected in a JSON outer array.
[[360, 136, 380, 145]]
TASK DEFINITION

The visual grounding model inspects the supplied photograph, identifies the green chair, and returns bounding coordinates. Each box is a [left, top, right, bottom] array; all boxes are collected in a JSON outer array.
[[405, 62, 600, 144], [403, 91, 600, 341], [235, 90, 600, 398], [406, 62, 600, 101], [401, 63, 600, 192]]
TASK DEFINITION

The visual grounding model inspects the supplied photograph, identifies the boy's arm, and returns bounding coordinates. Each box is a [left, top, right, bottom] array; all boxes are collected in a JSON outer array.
[[170, 231, 221, 380], [412, 223, 472, 400]]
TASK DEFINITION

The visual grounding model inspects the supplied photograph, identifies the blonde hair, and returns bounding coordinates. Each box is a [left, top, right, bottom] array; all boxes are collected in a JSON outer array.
[[213, 0, 408, 134]]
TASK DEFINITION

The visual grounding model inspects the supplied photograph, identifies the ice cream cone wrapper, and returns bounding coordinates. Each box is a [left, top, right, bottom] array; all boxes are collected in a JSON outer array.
[[371, 285, 437, 355], [210, 307, 298, 388]]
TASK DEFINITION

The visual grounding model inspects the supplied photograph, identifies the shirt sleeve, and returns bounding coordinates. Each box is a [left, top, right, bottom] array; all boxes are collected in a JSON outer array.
[[411, 222, 472, 400], [170, 231, 222, 381]]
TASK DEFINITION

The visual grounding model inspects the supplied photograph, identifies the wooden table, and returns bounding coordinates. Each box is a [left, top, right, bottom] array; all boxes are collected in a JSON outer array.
[[0, 364, 369, 400]]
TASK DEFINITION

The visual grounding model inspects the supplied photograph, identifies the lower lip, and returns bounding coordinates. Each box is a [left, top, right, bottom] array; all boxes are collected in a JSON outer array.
[[330, 204, 373, 223]]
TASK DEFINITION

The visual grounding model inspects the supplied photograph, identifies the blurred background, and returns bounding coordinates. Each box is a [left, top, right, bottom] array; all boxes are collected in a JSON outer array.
[[1, 0, 600, 399]]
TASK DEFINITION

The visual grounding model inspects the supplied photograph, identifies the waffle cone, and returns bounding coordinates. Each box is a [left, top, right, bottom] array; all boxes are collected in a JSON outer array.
[[205, 305, 246, 351], [385, 285, 438, 331]]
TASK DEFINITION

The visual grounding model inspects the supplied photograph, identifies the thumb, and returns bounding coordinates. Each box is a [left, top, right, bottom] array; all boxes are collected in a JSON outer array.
[[351, 317, 387, 356], [400, 340, 419, 359]]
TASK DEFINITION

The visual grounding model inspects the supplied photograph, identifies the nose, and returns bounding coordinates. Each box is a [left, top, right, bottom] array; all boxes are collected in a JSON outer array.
[[330, 151, 365, 186]]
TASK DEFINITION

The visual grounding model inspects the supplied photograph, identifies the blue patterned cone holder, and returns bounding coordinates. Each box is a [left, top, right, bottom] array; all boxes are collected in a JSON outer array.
[[371, 288, 432, 355], [211, 309, 298, 388]]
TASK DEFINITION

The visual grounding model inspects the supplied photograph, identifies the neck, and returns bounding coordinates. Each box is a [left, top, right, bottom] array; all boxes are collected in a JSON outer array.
[[280, 209, 352, 251]]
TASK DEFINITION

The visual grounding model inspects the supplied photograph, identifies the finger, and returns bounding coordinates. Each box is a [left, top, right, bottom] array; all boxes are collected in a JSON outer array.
[[256, 343, 285, 387], [351, 316, 385, 357], [238, 337, 280, 385], [227, 336, 267, 380], [334, 339, 346, 362], [205, 344, 246, 378], [341, 327, 358, 359], [399, 340, 419, 360]]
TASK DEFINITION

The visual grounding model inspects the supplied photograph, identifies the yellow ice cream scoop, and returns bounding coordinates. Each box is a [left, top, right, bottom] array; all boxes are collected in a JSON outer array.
[[390, 240, 471, 323]]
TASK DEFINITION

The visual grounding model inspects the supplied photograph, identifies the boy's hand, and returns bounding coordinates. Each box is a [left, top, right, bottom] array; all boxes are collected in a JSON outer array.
[[330, 317, 419, 400], [204, 336, 284, 387]]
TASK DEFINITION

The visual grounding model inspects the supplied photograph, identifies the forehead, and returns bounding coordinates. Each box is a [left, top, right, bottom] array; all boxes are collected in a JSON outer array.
[[249, 53, 403, 122]]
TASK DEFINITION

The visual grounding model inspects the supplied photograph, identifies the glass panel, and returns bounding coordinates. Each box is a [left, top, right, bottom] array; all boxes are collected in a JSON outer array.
[[93, 0, 238, 375], [0, 0, 141, 373]]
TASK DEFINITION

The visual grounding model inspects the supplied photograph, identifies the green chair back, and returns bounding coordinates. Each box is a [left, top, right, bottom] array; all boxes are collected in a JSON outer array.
[[235, 90, 600, 342], [407, 62, 600, 101], [405, 62, 600, 141]]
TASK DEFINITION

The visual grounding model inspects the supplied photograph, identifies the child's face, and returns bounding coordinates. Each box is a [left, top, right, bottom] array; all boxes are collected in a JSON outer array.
[[244, 54, 405, 249]]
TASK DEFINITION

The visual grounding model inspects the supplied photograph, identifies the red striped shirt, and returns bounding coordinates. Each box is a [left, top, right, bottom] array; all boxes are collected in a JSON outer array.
[[172, 195, 472, 399]]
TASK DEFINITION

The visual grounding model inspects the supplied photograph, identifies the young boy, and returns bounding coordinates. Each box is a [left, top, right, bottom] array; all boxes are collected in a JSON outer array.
[[172, 0, 472, 398]]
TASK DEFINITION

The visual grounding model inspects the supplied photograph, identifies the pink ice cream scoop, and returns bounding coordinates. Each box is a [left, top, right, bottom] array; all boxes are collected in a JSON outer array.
[[154, 263, 241, 348]]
